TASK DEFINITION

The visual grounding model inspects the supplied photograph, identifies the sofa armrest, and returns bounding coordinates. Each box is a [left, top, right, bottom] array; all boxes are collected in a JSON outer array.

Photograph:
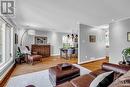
[[70, 74, 95, 87], [102, 62, 130, 74]]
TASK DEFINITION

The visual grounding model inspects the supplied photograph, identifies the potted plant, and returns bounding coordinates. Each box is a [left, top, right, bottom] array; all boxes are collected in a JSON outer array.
[[122, 47, 130, 64], [16, 50, 21, 58], [16, 49, 24, 58]]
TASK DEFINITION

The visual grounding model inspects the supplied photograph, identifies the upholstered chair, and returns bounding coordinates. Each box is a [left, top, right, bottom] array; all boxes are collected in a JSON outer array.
[[67, 48, 74, 59], [25, 46, 42, 65]]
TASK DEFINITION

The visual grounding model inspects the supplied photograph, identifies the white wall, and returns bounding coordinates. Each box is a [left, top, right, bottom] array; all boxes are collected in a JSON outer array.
[[79, 24, 106, 64], [18, 29, 69, 56], [48, 32, 66, 55], [109, 18, 130, 64]]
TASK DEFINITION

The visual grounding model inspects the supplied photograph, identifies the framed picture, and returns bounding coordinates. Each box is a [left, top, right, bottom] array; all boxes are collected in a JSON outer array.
[[127, 32, 130, 42], [15, 33, 18, 44], [35, 36, 47, 44], [89, 35, 96, 43]]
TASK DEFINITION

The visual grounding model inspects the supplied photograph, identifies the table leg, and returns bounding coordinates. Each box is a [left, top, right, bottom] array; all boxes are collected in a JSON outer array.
[[60, 50, 62, 58], [65, 50, 68, 59]]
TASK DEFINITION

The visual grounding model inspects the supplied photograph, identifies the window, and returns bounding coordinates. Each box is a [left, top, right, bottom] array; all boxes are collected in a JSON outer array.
[[0, 21, 3, 63], [62, 35, 78, 48], [0, 19, 5, 64], [5, 24, 12, 62], [0, 18, 13, 65]]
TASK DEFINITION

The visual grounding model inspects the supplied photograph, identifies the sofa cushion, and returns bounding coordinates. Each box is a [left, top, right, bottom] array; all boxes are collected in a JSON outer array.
[[108, 70, 130, 87], [113, 72, 123, 81], [89, 69, 106, 77], [90, 71, 113, 87], [70, 74, 95, 87], [56, 82, 74, 87]]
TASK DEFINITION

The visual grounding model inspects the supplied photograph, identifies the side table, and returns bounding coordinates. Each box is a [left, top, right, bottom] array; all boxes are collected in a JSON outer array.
[[15, 57, 22, 64], [15, 56, 26, 64]]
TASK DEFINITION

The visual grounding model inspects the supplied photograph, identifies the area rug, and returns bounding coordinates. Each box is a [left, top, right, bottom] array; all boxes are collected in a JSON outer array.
[[6, 64, 91, 87]]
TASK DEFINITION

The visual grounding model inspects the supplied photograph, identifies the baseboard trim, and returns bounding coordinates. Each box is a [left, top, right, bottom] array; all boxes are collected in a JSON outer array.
[[51, 54, 60, 56], [0, 63, 16, 87], [78, 57, 106, 64]]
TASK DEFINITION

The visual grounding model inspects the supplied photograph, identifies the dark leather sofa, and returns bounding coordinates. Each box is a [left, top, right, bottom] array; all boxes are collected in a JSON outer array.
[[56, 63, 130, 87]]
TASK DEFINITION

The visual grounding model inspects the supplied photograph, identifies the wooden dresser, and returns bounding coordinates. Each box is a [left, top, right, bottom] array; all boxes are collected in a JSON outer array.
[[31, 45, 50, 58]]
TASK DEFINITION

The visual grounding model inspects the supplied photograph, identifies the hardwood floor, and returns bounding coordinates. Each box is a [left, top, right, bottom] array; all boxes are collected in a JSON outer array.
[[81, 58, 108, 71], [11, 56, 77, 76], [2, 56, 108, 87], [11, 56, 108, 77]]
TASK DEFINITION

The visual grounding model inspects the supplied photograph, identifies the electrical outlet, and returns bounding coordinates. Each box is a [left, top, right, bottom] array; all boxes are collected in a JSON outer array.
[[85, 56, 87, 59]]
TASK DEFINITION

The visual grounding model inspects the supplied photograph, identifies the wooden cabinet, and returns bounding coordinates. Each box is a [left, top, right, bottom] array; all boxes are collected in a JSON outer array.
[[31, 45, 50, 58]]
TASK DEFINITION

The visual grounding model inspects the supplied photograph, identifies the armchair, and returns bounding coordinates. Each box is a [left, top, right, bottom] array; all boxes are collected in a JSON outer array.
[[25, 46, 42, 65], [25, 46, 37, 55]]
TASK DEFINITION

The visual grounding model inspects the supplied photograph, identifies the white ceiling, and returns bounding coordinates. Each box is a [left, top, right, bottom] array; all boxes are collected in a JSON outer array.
[[12, 0, 130, 33]]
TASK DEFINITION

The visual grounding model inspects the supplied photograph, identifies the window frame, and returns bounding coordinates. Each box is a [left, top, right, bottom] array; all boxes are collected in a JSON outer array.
[[0, 18, 14, 66]]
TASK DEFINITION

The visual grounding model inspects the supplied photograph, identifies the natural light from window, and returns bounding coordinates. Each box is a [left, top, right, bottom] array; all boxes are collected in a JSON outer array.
[[0, 18, 13, 66], [0, 22, 2, 63]]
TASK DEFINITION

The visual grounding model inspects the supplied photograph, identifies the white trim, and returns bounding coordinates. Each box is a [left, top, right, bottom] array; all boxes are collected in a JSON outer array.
[[51, 54, 60, 56], [11, 27, 14, 59], [78, 57, 106, 64], [111, 17, 130, 23], [0, 59, 14, 80], [0, 59, 13, 70], [77, 22, 80, 64], [2, 23, 6, 63]]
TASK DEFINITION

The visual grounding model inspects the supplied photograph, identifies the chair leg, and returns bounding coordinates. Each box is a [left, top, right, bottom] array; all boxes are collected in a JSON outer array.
[[31, 61, 34, 65], [68, 54, 71, 60], [29, 59, 34, 65], [26, 59, 29, 64]]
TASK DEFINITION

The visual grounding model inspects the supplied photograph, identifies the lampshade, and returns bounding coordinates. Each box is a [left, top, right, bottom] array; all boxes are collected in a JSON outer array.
[[28, 30, 35, 35]]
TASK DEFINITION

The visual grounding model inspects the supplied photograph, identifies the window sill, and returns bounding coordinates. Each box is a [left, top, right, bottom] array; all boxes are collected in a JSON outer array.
[[0, 58, 13, 71], [0, 59, 14, 80]]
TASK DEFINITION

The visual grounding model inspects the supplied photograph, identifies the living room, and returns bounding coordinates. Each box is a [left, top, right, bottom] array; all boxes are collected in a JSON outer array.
[[0, 0, 130, 87]]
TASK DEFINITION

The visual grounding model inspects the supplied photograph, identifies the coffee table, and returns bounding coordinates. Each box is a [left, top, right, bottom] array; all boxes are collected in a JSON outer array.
[[49, 64, 80, 86]]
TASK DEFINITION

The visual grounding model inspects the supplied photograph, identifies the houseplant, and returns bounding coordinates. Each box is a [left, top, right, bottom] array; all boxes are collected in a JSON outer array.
[[122, 47, 130, 64]]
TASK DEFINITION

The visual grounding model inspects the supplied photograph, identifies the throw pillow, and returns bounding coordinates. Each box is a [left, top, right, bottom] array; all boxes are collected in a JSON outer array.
[[90, 71, 113, 87], [109, 70, 130, 87], [97, 72, 114, 87], [113, 73, 123, 81]]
